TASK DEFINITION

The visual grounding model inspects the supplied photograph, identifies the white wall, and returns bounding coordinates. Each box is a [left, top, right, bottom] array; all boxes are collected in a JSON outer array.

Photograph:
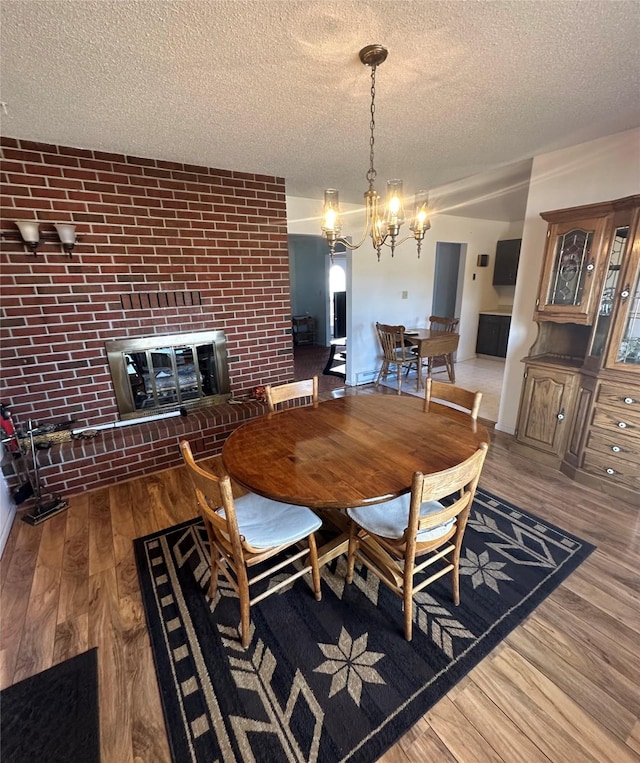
[[499, 127, 640, 434], [287, 195, 519, 385], [0, 473, 16, 558]]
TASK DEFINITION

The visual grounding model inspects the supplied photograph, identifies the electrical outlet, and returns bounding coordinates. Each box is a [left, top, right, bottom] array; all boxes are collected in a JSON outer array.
[[401, 290, 408, 299]]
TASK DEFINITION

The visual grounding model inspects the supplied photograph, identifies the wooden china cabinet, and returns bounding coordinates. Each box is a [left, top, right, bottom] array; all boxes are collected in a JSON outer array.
[[515, 195, 640, 506]]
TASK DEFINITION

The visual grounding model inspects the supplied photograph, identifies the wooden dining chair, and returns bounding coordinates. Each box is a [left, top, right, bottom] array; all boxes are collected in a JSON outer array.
[[429, 315, 459, 332], [180, 440, 322, 648], [374, 322, 419, 395], [345, 441, 489, 640], [265, 375, 319, 412], [424, 378, 483, 421], [427, 315, 459, 382]]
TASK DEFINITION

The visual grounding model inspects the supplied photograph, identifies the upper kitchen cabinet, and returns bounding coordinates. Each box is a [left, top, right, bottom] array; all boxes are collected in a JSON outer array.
[[492, 238, 521, 286]]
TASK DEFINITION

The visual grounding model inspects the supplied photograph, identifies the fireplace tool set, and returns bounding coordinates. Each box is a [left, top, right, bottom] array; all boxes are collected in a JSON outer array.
[[1, 406, 69, 525]]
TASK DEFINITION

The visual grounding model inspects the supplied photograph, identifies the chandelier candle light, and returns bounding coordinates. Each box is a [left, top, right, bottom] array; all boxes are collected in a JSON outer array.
[[322, 45, 431, 261]]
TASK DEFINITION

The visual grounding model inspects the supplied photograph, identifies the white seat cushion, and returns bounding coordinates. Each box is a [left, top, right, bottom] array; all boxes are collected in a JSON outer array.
[[347, 496, 454, 542], [217, 492, 322, 549]]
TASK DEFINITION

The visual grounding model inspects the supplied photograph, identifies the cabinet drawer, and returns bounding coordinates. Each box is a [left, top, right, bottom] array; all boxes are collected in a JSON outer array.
[[596, 383, 640, 412], [591, 406, 640, 440], [582, 452, 640, 492], [584, 429, 640, 466]]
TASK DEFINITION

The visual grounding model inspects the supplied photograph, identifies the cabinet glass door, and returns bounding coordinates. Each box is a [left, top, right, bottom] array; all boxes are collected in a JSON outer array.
[[610, 254, 640, 370], [589, 225, 629, 359], [548, 228, 593, 306], [536, 216, 607, 324]]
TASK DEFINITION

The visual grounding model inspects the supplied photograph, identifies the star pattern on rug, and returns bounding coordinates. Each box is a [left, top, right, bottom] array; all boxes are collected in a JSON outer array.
[[459, 548, 512, 592], [314, 627, 385, 706]]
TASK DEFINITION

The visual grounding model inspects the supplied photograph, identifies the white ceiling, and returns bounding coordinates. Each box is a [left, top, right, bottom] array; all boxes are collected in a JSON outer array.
[[1, 0, 639, 222]]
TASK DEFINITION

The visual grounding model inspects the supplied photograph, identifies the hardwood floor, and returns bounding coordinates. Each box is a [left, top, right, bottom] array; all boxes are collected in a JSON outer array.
[[1, 387, 639, 762]]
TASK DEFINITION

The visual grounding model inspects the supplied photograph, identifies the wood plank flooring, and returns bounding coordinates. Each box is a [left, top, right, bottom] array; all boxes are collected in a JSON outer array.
[[1, 388, 639, 762]]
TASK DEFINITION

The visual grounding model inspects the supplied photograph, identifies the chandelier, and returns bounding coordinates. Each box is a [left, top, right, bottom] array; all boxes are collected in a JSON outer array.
[[321, 44, 431, 261]]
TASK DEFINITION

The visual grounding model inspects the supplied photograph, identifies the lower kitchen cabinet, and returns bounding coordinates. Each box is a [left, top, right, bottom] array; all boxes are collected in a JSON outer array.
[[476, 314, 511, 358]]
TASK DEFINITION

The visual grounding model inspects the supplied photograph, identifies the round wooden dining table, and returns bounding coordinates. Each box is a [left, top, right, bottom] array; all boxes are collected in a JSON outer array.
[[221, 393, 489, 511]]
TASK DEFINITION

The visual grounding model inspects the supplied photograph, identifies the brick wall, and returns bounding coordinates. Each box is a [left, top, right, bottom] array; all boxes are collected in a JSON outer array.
[[0, 137, 294, 496]]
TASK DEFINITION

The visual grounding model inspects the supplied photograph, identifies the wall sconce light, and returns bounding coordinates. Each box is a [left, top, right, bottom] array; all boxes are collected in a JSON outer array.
[[4, 220, 78, 256], [15, 221, 41, 253], [54, 223, 77, 256]]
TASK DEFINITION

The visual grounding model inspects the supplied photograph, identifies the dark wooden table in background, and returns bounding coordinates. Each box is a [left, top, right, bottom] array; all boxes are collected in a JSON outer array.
[[405, 329, 460, 386]]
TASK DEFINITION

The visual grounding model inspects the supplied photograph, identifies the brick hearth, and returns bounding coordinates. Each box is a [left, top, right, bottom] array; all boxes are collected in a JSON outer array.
[[25, 400, 267, 498]]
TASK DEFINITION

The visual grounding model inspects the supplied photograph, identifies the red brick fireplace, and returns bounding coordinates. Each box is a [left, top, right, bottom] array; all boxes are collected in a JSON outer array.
[[0, 137, 295, 497]]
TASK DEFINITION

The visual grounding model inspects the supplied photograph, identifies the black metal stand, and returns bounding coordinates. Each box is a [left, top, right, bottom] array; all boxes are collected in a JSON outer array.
[[20, 420, 68, 525]]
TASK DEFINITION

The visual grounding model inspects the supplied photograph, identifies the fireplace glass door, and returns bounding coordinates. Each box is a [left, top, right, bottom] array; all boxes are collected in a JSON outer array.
[[106, 331, 231, 419]]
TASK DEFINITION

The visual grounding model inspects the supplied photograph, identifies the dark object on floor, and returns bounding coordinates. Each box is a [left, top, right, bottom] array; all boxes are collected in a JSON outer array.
[[12, 480, 34, 505], [323, 336, 347, 379], [134, 489, 594, 763], [0, 648, 100, 763], [21, 495, 69, 525]]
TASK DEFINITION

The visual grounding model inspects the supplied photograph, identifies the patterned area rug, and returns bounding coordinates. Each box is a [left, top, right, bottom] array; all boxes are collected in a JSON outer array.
[[0, 648, 100, 763], [134, 489, 594, 763]]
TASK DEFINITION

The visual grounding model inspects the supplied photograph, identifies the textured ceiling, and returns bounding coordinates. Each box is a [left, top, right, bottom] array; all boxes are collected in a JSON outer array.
[[1, 0, 639, 221]]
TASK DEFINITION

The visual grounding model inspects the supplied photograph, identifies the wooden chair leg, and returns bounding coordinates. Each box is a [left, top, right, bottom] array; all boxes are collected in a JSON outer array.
[[403, 585, 413, 641], [307, 533, 322, 601], [375, 360, 388, 388], [238, 568, 251, 648], [346, 523, 359, 584], [452, 559, 461, 606], [446, 353, 456, 383], [208, 548, 220, 599]]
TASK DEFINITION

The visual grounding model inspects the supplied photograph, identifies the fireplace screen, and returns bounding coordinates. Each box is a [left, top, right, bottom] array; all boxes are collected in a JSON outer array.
[[106, 331, 231, 419]]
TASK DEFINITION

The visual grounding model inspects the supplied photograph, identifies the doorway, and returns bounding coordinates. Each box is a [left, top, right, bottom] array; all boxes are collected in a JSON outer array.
[[432, 240, 506, 423], [288, 235, 329, 345], [432, 242, 462, 319], [329, 256, 347, 339]]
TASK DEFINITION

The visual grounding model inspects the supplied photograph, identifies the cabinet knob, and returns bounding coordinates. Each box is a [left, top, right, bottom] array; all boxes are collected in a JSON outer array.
[[623, 397, 635, 405], [611, 445, 621, 453], [556, 409, 565, 421], [620, 283, 630, 300], [617, 422, 627, 429], [606, 468, 616, 475]]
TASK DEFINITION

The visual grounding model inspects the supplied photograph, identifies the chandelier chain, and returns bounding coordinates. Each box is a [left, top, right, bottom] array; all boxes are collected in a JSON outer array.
[[366, 64, 377, 189], [321, 45, 431, 260]]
